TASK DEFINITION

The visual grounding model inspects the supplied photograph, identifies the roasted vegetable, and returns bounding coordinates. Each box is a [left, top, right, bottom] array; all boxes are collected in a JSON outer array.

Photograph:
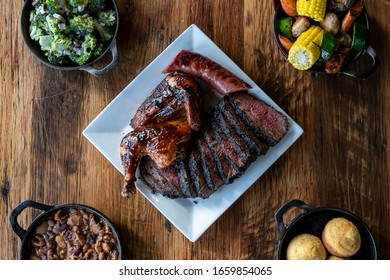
[[292, 16, 311, 38], [280, 0, 297, 17], [320, 31, 337, 63], [320, 13, 340, 36], [296, 0, 327, 22], [340, 0, 364, 33], [288, 26, 324, 70], [280, 0, 368, 72], [278, 34, 294, 53], [351, 22, 367, 52], [336, 33, 352, 47], [277, 17, 294, 41]]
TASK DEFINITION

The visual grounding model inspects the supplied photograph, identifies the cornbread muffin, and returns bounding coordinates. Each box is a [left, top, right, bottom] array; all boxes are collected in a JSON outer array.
[[286, 233, 327, 260], [322, 217, 361, 258]]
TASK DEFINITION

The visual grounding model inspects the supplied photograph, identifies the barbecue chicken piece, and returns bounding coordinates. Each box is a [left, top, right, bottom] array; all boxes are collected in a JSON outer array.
[[120, 74, 203, 197], [130, 74, 202, 130]]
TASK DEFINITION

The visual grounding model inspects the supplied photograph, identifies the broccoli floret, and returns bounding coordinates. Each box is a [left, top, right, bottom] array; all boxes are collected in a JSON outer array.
[[92, 41, 105, 56], [69, 15, 94, 35], [88, 0, 105, 13], [45, 14, 61, 34], [68, 33, 97, 65], [35, 2, 48, 15], [93, 19, 113, 41], [51, 34, 73, 56], [82, 33, 97, 53], [46, 52, 68, 64], [29, 10, 48, 39], [69, 49, 92, 65], [30, 10, 42, 24], [32, 0, 44, 7], [29, 25, 45, 41], [30, 10, 48, 30], [39, 35, 54, 52], [68, 0, 90, 13], [97, 10, 116, 26], [45, 0, 67, 14], [38, 34, 72, 57]]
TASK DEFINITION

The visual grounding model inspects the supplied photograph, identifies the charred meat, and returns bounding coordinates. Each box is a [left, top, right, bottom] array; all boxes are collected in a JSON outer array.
[[139, 92, 289, 198], [120, 74, 203, 197]]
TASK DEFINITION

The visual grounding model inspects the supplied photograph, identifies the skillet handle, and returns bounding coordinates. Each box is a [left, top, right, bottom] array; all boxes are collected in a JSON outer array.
[[9, 200, 54, 240], [79, 40, 119, 77], [339, 45, 380, 79], [274, 199, 314, 240]]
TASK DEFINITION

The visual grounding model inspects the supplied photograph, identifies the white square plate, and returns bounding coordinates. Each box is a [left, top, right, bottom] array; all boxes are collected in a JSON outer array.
[[83, 24, 303, 242]]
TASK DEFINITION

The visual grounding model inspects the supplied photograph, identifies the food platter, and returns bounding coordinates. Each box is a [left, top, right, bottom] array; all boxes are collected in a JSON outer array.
[[83, 24, 303, 242]]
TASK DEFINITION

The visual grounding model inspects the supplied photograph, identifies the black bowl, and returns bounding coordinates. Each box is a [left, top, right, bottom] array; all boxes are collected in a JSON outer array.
[[274, 199, 377, 260], [21, 0, 119, 76], [272, 0, 379, 79], [9, 200, 123, 260]]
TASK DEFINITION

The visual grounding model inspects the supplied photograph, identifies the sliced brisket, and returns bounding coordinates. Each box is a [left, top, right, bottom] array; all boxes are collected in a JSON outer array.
[[217, 97, 270, 156], [188, 143, 214, 198], [159, 164, 189, 198], [213, 106, 257, 164], [202, 126, 241, 184], [142, 157, 181, 198], [175, 160, 198, 198], [210, 117, 248, 172], [195, 134, 224, 192], [228, 93, 288, 146], [139, 157, 164, 195]]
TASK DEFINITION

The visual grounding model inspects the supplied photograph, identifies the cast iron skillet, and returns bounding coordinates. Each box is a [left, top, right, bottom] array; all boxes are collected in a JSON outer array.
[[274, 199, 377, 260], [21, 0, 119, 76], [9, 200, 122, 260], [272, 0, 379, 79]]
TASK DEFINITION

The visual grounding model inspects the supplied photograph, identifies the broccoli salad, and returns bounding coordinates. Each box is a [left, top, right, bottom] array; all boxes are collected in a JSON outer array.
[[29, 0, 116, 66]]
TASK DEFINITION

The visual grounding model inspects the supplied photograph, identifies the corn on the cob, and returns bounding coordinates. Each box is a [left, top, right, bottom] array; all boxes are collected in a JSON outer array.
[[296, 0, 327, 22], [288, 26, 324, 70]]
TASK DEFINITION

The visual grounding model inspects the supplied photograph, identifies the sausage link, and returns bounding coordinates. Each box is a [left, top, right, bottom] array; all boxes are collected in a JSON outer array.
[[162, 50, 251, 95], [325, 47, 351, 74]]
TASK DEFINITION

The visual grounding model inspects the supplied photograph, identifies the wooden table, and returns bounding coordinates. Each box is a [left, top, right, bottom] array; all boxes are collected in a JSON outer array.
[[1, 0, 389, 260]]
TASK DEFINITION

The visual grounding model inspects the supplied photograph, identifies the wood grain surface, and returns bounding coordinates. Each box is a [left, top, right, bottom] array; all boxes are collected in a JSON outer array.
[[1, 0, 389, 260]]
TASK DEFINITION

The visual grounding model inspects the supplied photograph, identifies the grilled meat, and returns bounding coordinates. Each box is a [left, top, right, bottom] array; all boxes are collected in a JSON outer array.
[[130, 74, 202, 130], [162, 50, 251, 95], [139, 92, 289, 199], [120, 74, 203, 197], [228, 93, 288, 146]]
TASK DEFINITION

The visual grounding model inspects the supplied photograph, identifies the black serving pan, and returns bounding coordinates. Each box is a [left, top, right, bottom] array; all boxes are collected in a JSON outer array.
[[9, 200, 122, 260], [272, 0, 379, 79], [21, 0, 119, 76], [274, 199, 377, 260]]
